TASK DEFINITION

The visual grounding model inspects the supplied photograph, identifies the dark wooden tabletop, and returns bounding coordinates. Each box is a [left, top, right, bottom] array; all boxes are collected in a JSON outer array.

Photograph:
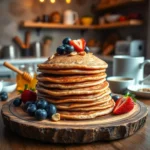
[[0, 92, 150, 150]]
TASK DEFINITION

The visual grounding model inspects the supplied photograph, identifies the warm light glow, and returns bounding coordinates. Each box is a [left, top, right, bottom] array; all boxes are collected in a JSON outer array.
[[39, 0, 45, 2], [66, 0, 71, 4], [50, 0, 56, 3]]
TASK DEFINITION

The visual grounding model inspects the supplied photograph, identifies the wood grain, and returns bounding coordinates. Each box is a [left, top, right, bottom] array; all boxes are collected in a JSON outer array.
[[21, 20, 143, 30], [96, 0, 145, 11], [1, 97, 148, 144], [0, 91, 150, 149]]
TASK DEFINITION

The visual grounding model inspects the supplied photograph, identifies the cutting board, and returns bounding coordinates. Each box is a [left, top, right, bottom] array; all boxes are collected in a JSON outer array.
[[1, 98, 148, 144]]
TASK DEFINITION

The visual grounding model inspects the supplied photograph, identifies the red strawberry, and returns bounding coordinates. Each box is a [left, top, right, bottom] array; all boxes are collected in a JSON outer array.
[[21, 90, 37, 104], [19, 84, 37, 104], [69, 38, 86, 52], [113, 96, 134, 115]]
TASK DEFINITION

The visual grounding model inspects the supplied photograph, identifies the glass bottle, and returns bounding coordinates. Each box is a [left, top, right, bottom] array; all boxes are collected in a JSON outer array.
[[16, 64, 37, 91]]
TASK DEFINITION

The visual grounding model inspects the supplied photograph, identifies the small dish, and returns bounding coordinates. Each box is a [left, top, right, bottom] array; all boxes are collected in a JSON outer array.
[[128, 84, 150, 98], [89, 46, 100, 54], [105, 14, 121, 23], [2, 81, 17, 93], [107, 76, 134, 94], [0, 80, 3, 92], [81, 17, 93, 25]]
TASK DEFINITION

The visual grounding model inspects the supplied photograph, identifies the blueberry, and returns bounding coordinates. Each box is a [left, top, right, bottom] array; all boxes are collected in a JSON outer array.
[[62, 37, 71, 45], [57, 46, 65, 55], [0, 92, 8, 101], [112, 95, 121, 102], [35, 109, 47, 120], [65, 44, 74, 54], [84, 46, 90, 53], [45, 104, 57, 118], [0, 91, 7, 96], [36, 99, 48, 109], [13, 98, 22, 107], [27, 104, 37, 116], [24, 101, 33, 110]]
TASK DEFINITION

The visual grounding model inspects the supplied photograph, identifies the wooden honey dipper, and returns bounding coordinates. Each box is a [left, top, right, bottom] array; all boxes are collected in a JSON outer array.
[[3, 62, 33, 82]]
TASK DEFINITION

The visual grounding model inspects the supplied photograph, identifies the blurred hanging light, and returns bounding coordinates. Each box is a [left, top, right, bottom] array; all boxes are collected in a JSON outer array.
[[66, 0, 71, 4], [50, 0, 56, 4], [39, 0, 45, 3]]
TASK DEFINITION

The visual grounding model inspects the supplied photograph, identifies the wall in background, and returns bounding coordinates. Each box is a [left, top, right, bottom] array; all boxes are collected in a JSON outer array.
[[0, 0, 149, 59], [0, 0, 100, 55]]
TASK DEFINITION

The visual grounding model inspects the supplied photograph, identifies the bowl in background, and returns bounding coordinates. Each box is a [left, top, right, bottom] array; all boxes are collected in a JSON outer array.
[[2, 81, 17, 93], [107, 76, 134, 94], [105, 14, 121, 23], [89, 46, 100, 54], [0, 80, 3, 92], [81, 17, 93, 25], [128, 84, 150, 98]]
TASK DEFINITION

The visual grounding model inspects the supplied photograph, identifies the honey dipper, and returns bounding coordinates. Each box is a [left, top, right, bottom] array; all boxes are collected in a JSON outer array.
[[3, 62, 33, 82]]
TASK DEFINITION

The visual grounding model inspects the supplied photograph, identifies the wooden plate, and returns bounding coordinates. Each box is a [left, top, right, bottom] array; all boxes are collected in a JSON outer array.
[[1, 99, 148, 144]]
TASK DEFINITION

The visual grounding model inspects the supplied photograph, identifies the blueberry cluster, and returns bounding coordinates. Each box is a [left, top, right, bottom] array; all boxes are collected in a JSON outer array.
[[57, 37, 74, 55], [13, 98, 57, 121], [56, 37, 90, 55], [0, 92, 8, 101]]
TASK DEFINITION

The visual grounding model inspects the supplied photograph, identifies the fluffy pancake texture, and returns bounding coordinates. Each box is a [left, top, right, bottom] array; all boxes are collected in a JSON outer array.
[[38, 53, 108, 70], [37, 73, 106, 83], [37, 88, 111, 103], [37, 68, 106, 75], [37, 78, 106, 89], [37, 52, 114, 120]]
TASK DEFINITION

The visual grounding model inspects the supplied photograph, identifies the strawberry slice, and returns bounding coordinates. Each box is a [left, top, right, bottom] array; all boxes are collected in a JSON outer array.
[[113, 96, 134, 115], [21, 90, 37, 104], [19, 84, 37, 104], [69, 38, 86, 52]]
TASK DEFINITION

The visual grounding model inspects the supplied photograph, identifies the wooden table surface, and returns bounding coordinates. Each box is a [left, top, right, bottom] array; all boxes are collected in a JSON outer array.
[[0, 92, 150, 150]]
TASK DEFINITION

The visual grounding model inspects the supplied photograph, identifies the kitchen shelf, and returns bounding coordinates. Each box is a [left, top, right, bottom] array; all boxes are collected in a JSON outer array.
[[96, 0, 145, 11], [21, 20, 143, 30]]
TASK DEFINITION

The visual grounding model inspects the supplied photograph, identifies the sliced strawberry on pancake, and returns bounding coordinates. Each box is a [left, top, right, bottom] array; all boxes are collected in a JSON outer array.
[[69, 38, 86, 52]]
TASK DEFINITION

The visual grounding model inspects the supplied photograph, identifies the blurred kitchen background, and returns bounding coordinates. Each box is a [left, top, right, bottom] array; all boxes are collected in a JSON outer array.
[[0, 0, 150, 79]]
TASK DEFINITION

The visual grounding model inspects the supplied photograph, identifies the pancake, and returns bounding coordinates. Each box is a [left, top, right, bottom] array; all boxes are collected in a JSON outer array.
[[37, 88, 111, 104], [37, 78, 106, 89], [59, 103, 115, 120], [37, 73, 106, 83], [37, 68, 106, 75], [57, 99, 114, 111], [54, 95, 111, 109], [36, 81, 109, 97], [38, 53, 108, 70], [37, 88, 111, 103]]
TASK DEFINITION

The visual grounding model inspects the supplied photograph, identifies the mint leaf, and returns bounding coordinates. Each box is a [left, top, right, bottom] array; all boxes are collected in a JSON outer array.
[[24, 84, 28, 90], [30, 88, 36, 92], [18, 90, 23, 94], [124, 91, 136, 102]]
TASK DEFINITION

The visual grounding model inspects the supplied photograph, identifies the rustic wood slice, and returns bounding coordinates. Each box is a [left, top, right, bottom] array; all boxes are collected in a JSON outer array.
[[1, 98, 148, 144]]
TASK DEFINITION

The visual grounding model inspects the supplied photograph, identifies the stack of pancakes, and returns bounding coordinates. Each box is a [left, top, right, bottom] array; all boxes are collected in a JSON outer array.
[[37, 53, 115, 120]]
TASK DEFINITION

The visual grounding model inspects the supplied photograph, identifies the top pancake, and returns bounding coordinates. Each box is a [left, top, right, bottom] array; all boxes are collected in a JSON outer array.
[[38, 53, 108, 70]]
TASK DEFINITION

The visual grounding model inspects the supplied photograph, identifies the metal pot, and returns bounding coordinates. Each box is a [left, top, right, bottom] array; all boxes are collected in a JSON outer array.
[[30, 42, 41, 58], [1, 45, 18, 59]]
